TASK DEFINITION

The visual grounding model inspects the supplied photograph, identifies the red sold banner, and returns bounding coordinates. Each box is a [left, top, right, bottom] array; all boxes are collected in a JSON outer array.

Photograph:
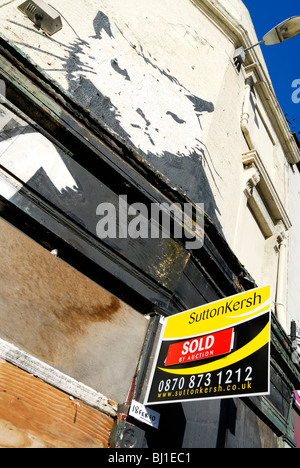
[[165, 328, 234, 367]]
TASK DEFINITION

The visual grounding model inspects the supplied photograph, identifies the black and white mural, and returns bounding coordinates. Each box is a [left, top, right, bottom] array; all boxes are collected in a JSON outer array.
[[0, 11, 222, 231], [67, 12, 214, 160], [64, 12, 219, 217]]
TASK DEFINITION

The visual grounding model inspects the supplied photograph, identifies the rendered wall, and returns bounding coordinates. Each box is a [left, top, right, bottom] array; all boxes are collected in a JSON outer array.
[[2, 0, 246, 235], [1, 0, 292, 296], [288, 163, 300, 328]]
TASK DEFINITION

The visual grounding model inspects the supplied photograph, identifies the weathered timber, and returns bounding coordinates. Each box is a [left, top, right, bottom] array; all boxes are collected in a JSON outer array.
[[0, 358, 114, 448]]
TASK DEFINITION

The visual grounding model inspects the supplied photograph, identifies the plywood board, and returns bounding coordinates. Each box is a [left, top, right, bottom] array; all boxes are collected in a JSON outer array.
[[0, 217, 148, 402]]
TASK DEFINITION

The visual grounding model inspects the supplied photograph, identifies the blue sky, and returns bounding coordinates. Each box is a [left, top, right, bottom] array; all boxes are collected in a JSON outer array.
[[242, 0, 300, 137]]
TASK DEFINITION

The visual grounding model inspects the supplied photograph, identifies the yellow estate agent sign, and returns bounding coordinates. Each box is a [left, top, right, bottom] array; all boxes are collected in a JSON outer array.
[[144, 286, 271, 405]]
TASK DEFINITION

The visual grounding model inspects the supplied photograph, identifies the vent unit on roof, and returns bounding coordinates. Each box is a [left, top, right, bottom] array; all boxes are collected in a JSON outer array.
[[18, 0, 62, 36]]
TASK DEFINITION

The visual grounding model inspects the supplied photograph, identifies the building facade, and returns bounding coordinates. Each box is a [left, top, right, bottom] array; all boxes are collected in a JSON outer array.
[[0, 0, 299, 448]]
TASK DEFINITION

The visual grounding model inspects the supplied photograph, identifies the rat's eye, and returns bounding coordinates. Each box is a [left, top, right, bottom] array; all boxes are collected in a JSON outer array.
[[166, 111, 186, 124]]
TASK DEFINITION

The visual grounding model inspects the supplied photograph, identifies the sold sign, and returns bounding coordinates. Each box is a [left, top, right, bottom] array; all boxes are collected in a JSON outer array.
[[144, 286, 271, 405], [165, 328, 234, 367]]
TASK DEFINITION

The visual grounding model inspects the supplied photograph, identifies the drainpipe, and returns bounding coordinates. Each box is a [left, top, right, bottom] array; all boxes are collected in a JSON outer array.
[[240, 75, 255, 150], [275, 233, 288, 332]]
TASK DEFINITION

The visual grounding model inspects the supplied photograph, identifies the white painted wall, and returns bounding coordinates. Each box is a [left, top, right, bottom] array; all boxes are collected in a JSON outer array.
[[288, 164, 300, 331], [0, 0, 298, 332]]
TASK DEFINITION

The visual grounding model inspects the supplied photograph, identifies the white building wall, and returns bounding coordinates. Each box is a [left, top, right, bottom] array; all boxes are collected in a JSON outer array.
[[0, 0, 298, 332], [288, 164, 300, 331]]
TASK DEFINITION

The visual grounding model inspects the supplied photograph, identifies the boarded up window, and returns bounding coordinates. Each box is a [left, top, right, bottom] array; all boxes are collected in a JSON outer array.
[[0, 217, 148, 403]]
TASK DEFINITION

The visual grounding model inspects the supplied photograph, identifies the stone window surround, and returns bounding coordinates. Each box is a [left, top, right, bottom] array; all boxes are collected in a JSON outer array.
[[242, 149, 291, 240]]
